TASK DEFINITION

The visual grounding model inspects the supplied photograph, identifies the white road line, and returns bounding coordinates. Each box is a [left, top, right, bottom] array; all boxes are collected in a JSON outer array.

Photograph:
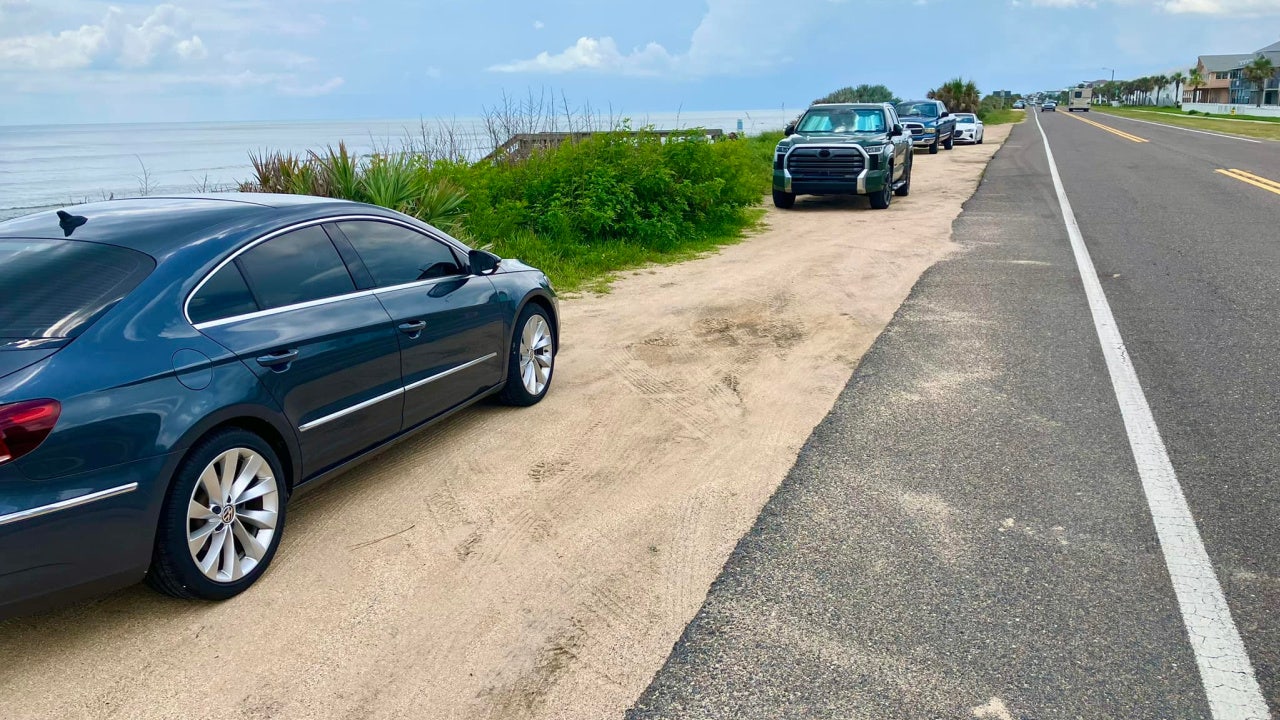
[[1097, 112, 1263, 144], [1033, 111, 1270, 720]]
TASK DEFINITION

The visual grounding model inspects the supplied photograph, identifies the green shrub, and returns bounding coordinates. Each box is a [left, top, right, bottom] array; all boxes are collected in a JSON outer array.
[[242, 126, 780, 292]]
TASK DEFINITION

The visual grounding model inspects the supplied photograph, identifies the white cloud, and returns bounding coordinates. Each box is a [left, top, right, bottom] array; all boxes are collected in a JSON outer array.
[[533, 20, 545, 30], [490, 36, 674, 76], [1160, 0, 1280, 14], [491, 0, 848, 77], [0, 3, 204, 70]]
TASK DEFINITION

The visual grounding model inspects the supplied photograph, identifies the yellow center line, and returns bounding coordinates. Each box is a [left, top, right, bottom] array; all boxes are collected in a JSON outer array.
[[1064, 112, 1149, 143], [1216, 168, 1280, 196]]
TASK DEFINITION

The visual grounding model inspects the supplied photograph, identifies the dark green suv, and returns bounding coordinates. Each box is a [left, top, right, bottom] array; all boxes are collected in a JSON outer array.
[[773, 103, 913, 210]]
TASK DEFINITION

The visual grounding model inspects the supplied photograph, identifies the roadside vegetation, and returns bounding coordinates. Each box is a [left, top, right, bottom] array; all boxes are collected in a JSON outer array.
[[809, 80, 1024, 125], [241, 97, 784, 292], [926, 78, 1025, 125], [813, 84, 899, 104]]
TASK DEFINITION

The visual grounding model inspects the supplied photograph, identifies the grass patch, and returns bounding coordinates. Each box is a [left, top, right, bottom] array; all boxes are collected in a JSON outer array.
[[243, 126, 787, 293], [1104, 105, 1280, 124], [1093, 106, 1280, 141], [978, 108, 1026, 126]]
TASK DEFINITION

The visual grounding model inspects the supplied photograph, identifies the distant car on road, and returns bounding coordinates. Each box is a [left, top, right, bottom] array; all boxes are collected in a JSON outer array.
[[895, 99, 957, 155], [1042, 101, 1057, 112], [0, 195, 559, 618], [1012, 100, 1025, 109], [773, 103, 915, 210], [952, 113, 985, 144]]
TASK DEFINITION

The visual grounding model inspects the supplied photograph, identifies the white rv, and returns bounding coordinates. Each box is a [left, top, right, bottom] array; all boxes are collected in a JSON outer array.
[[1068, 84, 1093, 112]]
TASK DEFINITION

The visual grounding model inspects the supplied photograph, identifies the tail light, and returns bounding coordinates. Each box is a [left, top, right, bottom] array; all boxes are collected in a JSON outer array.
[[0, 399, 61, 465]]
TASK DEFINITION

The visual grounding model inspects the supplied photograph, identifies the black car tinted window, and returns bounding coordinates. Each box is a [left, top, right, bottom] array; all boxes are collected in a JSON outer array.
[[336, 221, 463, 287], [237, 226, 357, 310], [0, 238, 154, 339], [189, 262, 258, 324]]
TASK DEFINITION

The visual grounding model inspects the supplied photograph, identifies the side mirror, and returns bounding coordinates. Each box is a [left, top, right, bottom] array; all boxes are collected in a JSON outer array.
[[940, 111, 950, 118], [468, 249, 500, 275], [784, 123, 795, 137], [891, 124, 904, 137]]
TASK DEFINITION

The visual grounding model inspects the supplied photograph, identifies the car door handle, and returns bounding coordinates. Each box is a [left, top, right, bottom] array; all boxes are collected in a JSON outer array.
[[256, 349, 298, 367], [398, 321, 427, 336]]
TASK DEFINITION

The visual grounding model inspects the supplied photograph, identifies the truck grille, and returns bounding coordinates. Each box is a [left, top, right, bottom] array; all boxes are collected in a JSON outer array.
[[785, 147, 865, 180]]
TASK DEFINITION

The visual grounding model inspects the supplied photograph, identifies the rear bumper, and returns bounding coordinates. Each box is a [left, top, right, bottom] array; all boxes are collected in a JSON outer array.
[[0, 451, 178, 620]]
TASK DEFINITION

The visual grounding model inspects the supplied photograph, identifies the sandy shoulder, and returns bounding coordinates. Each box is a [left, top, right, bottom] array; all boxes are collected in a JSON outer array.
[[0, 124, 1013, 720]]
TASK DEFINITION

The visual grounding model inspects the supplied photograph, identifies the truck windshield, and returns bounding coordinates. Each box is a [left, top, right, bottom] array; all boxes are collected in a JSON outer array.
[[0, 238, 154, 340], [895, 102, 938, 118], [796, 108, 887, 133]]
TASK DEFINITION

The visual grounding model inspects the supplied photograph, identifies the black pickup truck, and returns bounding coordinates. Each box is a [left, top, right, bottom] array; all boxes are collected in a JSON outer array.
[[773, 103, 914, 210]]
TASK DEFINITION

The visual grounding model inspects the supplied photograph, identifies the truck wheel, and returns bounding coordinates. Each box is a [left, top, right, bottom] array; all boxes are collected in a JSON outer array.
[[928, 138, 939, 155], [772, 190, 796, 209], [894, 157, 911, 197], [944, 133, 954, 150], [870, 167, 892, 210]]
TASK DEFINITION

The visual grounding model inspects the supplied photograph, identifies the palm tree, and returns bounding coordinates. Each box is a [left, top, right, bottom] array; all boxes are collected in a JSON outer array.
[[927, 78, 982, 113], [1242, 56, 1276, 107], [1170, 71, 1186, 106], [1187, 68, 1206, 104], [1152, 75, 1170, 105]]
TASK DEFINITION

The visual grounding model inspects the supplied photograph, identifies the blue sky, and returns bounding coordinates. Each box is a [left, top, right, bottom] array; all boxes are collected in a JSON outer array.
[[0, 0, 1277, 126]]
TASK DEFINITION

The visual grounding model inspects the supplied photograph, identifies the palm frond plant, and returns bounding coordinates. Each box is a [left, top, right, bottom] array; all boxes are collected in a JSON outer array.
[[312, 141, 362, 201], [1242, 56, 1276, 107]]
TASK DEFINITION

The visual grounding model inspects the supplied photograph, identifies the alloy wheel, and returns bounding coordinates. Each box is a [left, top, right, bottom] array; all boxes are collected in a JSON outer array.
[[519, 315, 553, 395], [186, 448, 280, 583]]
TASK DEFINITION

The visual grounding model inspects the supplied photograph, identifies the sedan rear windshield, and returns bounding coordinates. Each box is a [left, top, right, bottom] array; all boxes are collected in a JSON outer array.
[[0, 238, 154, 340]]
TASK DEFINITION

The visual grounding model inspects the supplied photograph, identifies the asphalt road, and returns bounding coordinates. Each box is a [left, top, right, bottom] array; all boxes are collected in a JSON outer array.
[[626, 112, 1280, 719]]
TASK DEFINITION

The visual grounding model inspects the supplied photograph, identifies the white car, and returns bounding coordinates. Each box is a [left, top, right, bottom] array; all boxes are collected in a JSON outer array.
[[952, 113, 984, 144]]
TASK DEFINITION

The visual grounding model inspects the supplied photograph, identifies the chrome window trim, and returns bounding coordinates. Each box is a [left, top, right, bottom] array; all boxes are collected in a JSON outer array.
[[0, 483, 138, 527], [404, 352, 498, 392], [298, 352, 499, 432], [193, 289, 378, 330], [184, 214, 472, 328]]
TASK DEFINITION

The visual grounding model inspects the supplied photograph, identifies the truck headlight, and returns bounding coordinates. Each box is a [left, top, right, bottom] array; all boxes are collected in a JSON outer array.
[[924, 128, 937, 135]]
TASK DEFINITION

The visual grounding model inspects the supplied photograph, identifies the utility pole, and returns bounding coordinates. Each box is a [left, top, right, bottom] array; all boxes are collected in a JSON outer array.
[[1102, 67, 1116, 101]]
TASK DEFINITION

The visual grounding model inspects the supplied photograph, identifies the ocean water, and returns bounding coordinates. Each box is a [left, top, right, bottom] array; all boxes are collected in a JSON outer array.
[[0, 109, 793, 221]]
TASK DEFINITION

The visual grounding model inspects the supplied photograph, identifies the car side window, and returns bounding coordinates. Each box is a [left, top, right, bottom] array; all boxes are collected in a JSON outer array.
[[189, 262, 258, 324], [335, 220, 464, 288], [236, 225, 357, 310]]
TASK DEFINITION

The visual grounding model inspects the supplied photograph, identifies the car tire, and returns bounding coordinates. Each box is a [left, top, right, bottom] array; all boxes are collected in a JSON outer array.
[[772, 189, 796, 209], [977, 131, 984, 145], [944, 133, 954, 150], [148, 428, 288, 601], [497, 303, 556, 406], [894, 156, 912, 197], [870, 165, 893, 209], [928, 138, 939, 155]]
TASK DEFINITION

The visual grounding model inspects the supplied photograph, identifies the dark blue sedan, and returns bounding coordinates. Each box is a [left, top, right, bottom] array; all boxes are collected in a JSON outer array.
[[0, 194, 558, 617]]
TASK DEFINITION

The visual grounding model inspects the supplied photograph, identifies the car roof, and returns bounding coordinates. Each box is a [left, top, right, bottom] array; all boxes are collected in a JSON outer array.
[[808, 103, 890, 110], [0, 194, 377, 256]]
